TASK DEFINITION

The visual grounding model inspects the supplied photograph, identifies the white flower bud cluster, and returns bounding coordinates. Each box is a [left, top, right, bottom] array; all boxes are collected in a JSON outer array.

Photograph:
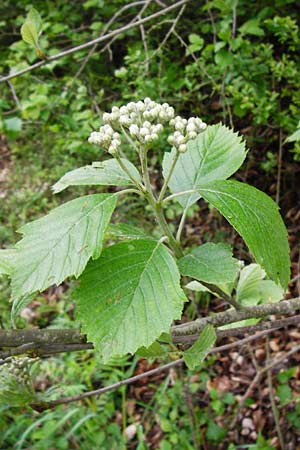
[[88, 98, 207, 154], [88, 124, 121, 155], [88, 98, 175, 150], [168, 116, 207, 153]]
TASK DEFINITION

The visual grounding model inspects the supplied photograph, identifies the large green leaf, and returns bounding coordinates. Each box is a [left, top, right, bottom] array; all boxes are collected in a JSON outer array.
[[183, 325, 216, 369], [0, 249, 16, 276], [52, 159, 141, 193], [162, 124, 246, 208], [11, 194, 117, 300], [178, 243, 238, 284], [197, 180, 290, 289], [75, 239, 186, 362], [21, 22, 39, 48]]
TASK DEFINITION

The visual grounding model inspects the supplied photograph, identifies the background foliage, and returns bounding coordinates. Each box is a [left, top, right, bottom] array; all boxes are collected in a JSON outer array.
[[0, 0, 300, 448]]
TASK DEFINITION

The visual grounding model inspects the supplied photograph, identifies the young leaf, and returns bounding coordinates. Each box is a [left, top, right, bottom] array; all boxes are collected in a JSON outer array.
[[162, 124, 246, 208], [21, 8, 42, 49], [52, 159, 141, 193], [27, 8, 42, 34], [236, 263, 284, 306], [21, 22, 39, 48], [74, 239, 186, 362], [183, 325, 216, 369], [178, 243, 238, 284], [11, 194, 117, 301], [0, 249, 16, 276], [197, 180, 290, 289]]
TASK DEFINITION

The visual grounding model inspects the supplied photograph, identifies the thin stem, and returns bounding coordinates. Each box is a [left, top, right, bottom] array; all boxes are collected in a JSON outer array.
[[176, 207, 188, 242], [157, 149, 179, 203], [114, 153, 145, 190], [163, 189, 197, 204], [139, 146, 183, 258], [266, 340, 285, 450]]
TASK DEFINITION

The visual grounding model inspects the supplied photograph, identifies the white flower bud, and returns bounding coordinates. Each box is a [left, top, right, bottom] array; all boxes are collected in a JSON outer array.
[[140, 127, 149, 137], [130, 112, 138, 120], [119, 115, 131, 126], [176, 134, 185, 145], [187, 131, 197, 140], [151, 133, 159, 141], [167, 135, 175, 145], [143, 121, 151, 128], [153, 124, 163, 133], [120, 106, 128, 115], [144, 135, 152, 143], [169, 119, 175, 126], [111, 106, 119, 113], [129, 124, 139, 136], [178, 144, 187, 153], [127, 102, 136, 112], [103, 112, 111, 123], [111, 112, 120, 121], [136, 101, 145, 112], [144, 97, 151, 105], [186, 123, 196, 132]]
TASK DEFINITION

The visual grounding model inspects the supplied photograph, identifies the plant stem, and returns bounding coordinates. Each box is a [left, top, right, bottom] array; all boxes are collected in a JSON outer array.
[[176, 207, 188, 242], [139, 147, 183, 258], [114, 153, 145, 190], [157, 149, 179, 203]]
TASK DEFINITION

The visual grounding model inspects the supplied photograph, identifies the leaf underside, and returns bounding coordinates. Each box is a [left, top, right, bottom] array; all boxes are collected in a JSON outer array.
[[197, 180, 290, 289], [75, 239, 186, 362], [183, 324, 217, 369], [52, 158, 141, 193], [162, 124, 246, 208], [11, 194, 117, 301]]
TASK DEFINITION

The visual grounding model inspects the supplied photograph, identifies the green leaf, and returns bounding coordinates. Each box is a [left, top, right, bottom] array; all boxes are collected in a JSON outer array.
[[52, 159, 141, 193], [11, 194, 117, 301], [27, 8, 42, 34], [75, 240, 186, 362], [187, 34, 204, 53], [106, 223, 151, 241], [0, 249, 16, 276], [137, 341, 166, 358], [21, 21, 39, 48], [239, 19, 264, 36], [178, 243, 238, 284], [215, 49, 234, 68], [183, 324, 216, 369], [285, 124, 300, 143], [4, 117, 22, 133], [236, 263, 284, 306], [197, 180, 290, 289], [162, 124, 246, 208], [21, 8, 42, 48]]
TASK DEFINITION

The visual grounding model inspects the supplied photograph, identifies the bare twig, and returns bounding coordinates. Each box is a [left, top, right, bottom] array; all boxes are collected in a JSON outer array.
[[0, 0, 190, 83], [30, 359, 184, 411], [231, 343, 300, 427], [266, 339, 285, 450]]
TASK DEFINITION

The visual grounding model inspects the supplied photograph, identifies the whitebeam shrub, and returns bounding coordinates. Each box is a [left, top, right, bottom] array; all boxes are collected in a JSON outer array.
[[0, 98, 290, 364]]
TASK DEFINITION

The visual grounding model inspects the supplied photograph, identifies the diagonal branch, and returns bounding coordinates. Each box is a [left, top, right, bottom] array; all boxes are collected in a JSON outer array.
[[0, 0, 190, 83], [172, 297, 300, 336]]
